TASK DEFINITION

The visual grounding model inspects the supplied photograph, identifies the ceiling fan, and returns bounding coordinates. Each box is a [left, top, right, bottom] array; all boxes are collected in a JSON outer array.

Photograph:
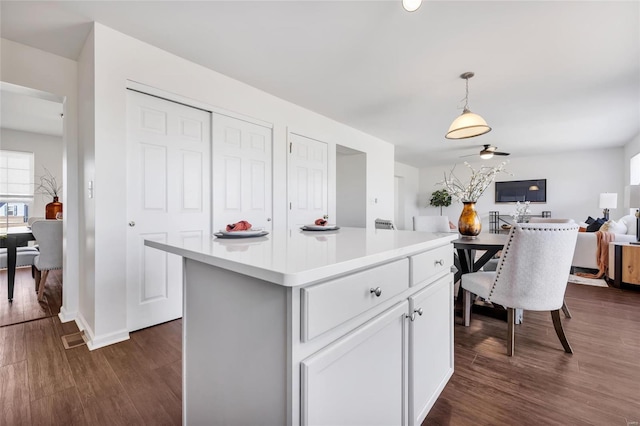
[[462, 144, 511, 159]]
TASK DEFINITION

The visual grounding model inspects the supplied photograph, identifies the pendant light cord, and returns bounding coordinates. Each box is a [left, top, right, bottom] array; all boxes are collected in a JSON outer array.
[[463, 77, 470, 112]]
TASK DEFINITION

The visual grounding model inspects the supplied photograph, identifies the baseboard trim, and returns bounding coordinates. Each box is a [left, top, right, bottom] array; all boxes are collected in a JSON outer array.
[[73, 313, 130, 350], [58, 306, 77, 323]]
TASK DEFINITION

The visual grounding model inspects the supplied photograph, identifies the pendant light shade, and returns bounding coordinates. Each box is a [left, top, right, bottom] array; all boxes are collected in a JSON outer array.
[[446, 72, 492, 140], [402, 0, 422, 12], [446, 109, 492, 140]]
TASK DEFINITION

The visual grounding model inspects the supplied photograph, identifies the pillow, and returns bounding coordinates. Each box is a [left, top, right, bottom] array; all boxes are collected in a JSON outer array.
[[584, 216, 596, 225], [619, 214, 638, 236], [600, 219, 627, 234], [586, 218, 606, 232], [579, 227, 587, 232], [449, 221, 457, 230]]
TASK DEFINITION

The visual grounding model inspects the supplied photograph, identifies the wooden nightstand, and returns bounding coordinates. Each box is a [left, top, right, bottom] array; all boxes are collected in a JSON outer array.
[[612, 242, 640, 288]]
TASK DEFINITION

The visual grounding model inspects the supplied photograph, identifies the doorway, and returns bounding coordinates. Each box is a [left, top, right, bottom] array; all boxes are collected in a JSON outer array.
[[336, 145, 366, 228]]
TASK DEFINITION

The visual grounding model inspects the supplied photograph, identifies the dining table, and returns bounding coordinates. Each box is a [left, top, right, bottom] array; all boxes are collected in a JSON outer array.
[[452, 233, 522, 324], [1, 226, 36, 302]]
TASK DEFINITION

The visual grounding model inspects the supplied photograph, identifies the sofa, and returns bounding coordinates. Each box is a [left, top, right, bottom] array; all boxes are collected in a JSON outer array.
[[572, 214, 638, 270]]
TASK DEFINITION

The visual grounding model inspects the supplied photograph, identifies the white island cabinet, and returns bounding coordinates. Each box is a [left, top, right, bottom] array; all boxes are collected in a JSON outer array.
[[145, 227, 456, 426]]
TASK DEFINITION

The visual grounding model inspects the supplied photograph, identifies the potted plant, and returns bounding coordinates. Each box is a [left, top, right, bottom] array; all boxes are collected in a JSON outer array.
[[429, 189, 452, 216]]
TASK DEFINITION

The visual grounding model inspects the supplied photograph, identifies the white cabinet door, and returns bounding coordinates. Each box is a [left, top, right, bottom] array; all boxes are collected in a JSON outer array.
[[126, 90, 211, 331], [408, 275, 454, 426], [212, 113, 272, 232], [288, 133, 328, 228], [301, 301, 408, 426]]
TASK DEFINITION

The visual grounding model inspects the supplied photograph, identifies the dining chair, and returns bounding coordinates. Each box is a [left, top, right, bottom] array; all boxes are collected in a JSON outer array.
[[27, 216, 45, 227], [524, 217, 575, 318], [374, 218, 396, 230], [30, 219, 63, 302], [412, 215, 451, 232], [0, 247, 40, 269], [461, 222, 579, 356]]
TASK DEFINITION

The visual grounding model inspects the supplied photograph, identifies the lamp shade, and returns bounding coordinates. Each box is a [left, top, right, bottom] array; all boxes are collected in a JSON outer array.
[[402, 0, 422, 12], [599, 192, 618, 209], [445, 110, 492, 139], [624, 185, 640, 208]]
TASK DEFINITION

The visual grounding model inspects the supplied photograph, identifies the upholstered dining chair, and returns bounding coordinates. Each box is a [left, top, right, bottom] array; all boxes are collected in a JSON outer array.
[[0, 247, 40, 269], [412, 216, 451, 232], [374, 218, 396, 230], [461, 222, 579, 356], [525, 217, 575, 318], [30, 219, 63, 302]]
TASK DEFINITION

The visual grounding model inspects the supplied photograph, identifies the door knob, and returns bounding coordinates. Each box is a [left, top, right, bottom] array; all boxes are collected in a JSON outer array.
[[407, 307, 424, 322], [129, 221, 136, 227], [370, 287, 382, 297], [267, 218, 272, 222]]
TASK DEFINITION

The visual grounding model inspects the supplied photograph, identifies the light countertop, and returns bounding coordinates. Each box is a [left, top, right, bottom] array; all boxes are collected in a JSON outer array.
[[145, 227, 457, 287]]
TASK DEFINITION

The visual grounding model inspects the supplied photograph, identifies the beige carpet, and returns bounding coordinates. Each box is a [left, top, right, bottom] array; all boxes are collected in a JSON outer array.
[[568, 274, 609, 287]]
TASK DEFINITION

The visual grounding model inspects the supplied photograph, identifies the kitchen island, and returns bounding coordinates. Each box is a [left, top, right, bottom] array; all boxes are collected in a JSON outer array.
[[146, 227, 457, 426]]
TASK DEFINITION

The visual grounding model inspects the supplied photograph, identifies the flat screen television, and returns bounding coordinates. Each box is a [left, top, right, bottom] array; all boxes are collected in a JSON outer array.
[[495, 179, 546, 203]]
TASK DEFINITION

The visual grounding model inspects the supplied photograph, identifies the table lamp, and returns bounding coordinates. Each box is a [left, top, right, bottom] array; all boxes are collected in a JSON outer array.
[[599, 193, 617, 220], [624, 185, 640, 245]]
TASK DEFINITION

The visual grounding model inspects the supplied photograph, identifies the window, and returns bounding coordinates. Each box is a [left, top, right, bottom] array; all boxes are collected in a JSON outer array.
[[0, 150, 34, 229], [631, 152, 640, 185]]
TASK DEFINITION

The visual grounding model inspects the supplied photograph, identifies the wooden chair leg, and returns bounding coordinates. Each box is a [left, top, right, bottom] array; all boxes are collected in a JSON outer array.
[[507, 308, 515, 356], [561, 300, 572, 318], [34, 268, 41, 293], [551, 309, 573, 354], [462, 289, 471, 327], [37, 270, 49, 302]]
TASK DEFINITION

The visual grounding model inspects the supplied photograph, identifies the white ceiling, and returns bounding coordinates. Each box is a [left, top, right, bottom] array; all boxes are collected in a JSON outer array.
[[1, 1, 638, 167], [1, 89, 63, 137]]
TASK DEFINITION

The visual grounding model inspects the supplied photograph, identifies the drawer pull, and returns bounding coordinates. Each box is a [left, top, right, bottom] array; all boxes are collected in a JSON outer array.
[[435, 259, 444, 266], [407, 307, 424, 322], [370, 287, 382, 297]]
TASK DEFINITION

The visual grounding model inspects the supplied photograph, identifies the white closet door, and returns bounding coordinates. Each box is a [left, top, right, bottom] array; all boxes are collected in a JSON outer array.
[[211, 113, 273, 232], [126, 90, 211, 331], [288, 133, 328, 228]]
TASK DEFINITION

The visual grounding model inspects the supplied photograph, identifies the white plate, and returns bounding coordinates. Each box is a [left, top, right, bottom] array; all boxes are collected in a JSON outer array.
[[217, 228, 264, 237], [214, 230, 269, 239], [301, 224, 339, 231]]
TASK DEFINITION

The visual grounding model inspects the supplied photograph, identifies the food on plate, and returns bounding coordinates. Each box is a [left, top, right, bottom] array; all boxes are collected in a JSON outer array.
[[226, 220, 252, 232]]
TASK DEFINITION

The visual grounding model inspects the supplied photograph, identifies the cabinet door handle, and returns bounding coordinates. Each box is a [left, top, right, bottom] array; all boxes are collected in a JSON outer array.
[[370, 287, 382, 297], [407, 307, 424, 322], [435, 259, 444, 266]]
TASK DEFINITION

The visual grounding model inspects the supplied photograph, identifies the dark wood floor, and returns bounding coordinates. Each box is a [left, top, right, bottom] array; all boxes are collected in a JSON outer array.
[[425, 282, 640, 424], [1, 279, 639, 425], [0, 268, 62, 327]]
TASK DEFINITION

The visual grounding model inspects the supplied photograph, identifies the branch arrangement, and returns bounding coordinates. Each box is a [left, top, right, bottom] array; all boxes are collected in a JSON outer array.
[[35, 167, 62, 198], [440, 161, 509, 203]]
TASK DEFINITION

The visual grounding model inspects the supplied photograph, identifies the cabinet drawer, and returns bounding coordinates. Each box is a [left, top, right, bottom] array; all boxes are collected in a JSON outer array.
[[410, 244, 453, 286], [301, 259, 409, 342]]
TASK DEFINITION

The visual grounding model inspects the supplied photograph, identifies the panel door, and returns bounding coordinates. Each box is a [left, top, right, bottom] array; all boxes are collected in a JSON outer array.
[[211, 113, 272, 232], [288, 133, 328, 228], [301, 301, 408, 426], [408, 275, 454, 426], [126, 90, 211, 331]]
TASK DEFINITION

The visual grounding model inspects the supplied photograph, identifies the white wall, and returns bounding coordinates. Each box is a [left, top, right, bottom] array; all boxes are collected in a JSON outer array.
[[0, 128, 63, 216], [418, 148, 625, 229], [394, 162, 420, 231], [0, 38, 80, 324], [78, 28, 97, 340], [76, 23, 396, 348], [336, 152, 366, 227], [624, 132, 640, 184]]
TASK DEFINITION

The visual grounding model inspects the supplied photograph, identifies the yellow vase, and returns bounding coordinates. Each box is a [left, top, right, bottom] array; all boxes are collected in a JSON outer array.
[[458, 201, 481, 238]]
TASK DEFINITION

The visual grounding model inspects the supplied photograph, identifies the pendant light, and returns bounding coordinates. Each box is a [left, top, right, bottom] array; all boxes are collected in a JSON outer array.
[[445, 72, 492, 140], [402, 0, 422, 12]]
